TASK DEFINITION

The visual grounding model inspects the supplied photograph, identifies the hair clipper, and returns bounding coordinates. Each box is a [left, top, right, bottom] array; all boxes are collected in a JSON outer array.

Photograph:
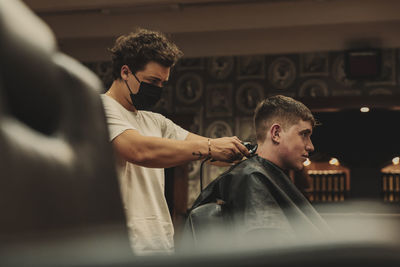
[[242, 141, 258, 156]]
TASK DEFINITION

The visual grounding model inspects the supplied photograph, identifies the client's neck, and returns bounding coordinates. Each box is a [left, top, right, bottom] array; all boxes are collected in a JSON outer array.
[[257, 141, 285, 171]]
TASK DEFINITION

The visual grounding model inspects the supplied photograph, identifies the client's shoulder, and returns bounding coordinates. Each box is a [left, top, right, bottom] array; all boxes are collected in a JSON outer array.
[[218, 156, 266, 181]]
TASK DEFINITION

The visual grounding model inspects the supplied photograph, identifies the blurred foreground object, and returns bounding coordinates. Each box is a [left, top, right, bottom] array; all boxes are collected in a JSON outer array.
[[0, 0, 132, 265]]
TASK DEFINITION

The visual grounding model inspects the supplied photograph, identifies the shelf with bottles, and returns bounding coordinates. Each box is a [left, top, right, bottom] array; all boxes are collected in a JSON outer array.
[[296, 157, 350, 203], [381, 157, 400, 203]]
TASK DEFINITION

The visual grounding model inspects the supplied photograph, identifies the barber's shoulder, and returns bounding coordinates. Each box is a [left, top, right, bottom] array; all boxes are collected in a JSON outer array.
[[139, 110, 168, 124], [100, 94, 121, 108], [139, 110, 163, 117], [100, 93, 109, 104], [100, 93, 113, 101]]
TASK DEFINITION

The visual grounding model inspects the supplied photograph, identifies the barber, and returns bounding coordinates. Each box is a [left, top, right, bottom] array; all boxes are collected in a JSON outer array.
[[101, 28, 249, 255]]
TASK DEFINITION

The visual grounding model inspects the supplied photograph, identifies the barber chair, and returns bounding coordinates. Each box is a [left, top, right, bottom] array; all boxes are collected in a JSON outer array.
[[179, 203, 229, 251], [0, 0, 132, 265]]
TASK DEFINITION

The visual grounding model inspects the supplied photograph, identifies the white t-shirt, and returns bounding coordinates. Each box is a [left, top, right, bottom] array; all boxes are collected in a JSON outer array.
[[101, 94, 188, 255]]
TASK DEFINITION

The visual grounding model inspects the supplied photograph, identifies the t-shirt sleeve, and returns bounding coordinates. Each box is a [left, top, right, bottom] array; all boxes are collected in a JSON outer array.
[[158, 114, 189, 141], [101, 96, 136, 141]]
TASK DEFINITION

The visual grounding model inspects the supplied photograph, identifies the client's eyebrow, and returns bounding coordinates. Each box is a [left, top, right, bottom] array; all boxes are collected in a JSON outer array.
[[300, 129, 312, 135]]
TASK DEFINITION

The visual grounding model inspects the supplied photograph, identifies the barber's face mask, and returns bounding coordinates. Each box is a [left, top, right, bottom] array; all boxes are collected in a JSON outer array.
[[124, 72, 163, 111]]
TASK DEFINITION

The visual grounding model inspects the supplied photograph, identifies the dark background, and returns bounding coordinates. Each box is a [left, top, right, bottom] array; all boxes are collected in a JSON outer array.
[[312, 108, 400, 199]]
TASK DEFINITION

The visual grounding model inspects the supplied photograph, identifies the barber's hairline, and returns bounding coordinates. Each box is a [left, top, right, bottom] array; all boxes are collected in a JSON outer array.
[[116, 60, 172, 80]]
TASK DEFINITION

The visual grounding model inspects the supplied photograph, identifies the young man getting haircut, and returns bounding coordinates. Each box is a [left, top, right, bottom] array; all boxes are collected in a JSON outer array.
[[188, 95, 332, 246]]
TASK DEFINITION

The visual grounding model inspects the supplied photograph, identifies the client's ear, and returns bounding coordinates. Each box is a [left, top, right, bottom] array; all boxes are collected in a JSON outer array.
[[270, 124, 281, 144]]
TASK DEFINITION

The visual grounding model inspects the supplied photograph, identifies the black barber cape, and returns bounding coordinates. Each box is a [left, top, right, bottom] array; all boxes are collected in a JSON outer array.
[[183, 156, 332, 249]]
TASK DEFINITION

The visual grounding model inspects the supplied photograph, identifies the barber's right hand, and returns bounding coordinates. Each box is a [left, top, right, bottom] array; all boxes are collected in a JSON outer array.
[[209, 136, 250, 162]]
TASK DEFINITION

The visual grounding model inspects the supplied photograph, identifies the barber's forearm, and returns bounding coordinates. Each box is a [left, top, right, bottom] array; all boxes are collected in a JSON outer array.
[[121, 136, 209, 168], [113, 130, 248, 168], [186, 132, 250, 162]]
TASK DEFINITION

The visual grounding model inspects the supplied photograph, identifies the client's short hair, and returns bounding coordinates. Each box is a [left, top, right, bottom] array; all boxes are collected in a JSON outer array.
[[253, 95, 315, 143]]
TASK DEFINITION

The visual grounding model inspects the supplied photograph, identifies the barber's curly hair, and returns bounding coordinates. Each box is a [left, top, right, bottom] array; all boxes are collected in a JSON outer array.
[[254, 95, 316, 142], [109, 28, 183, 80]]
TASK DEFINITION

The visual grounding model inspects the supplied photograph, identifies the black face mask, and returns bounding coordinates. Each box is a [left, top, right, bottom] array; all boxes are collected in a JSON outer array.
[[125, 73, 163, 111]]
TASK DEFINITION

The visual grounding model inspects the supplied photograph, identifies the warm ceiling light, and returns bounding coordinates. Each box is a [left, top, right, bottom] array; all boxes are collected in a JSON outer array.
[[303, 158, 311, 166], [393, 157, 400, 165], [360, 107, 370, 113], [329, 157, 339, 166]]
